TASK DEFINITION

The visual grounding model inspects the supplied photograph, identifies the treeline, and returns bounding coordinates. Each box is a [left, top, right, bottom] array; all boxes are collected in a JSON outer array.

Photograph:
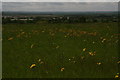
[[2, 17, 37, 24], [47, 15, 118, 23], [2, 15, 118, 24]]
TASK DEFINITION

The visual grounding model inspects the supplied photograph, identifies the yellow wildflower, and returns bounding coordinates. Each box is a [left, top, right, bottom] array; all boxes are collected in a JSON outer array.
[[8, 37, 13, 40], [89, 52, 92, 55], [64, 35, 67, 38], [30, 64, 36, 69], [38, 59, 41, 62], [83, 48, 86, 52], [92, 41, 95, 44], [31, 44, 34, 48], [89, 51, 96, 56], [61, 67, 65, 72], [102, 38, 106, 43], [115, 75, 119, 78], [117, 61, 120, 64], [115, 73, 119, 78], [97, 62, 101, 65]]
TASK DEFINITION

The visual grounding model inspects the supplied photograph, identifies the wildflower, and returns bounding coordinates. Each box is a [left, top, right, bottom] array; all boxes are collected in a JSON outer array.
[[40, 61, 44, 64], [102, 38, 106, 43], [103, 38, 106, 41], [117, 61, 120, 64], [83, 40, 86, 42], [100, 37, 103, 39], [21, 32, 25, 35], [81, 56, 85, 59], [31, 44, 34, 48], [89, 52, 92, 55], [38, 59, 41, 62], [42, 31, 45, 33], [69, 59, 71, 61], [83, 48, 86, 52], [56, 45, 59, 49], [115, 73, 119, 78], [8, 37, 13, 40], [89, 51, 96, 56], [51, 33, 55, 36], [72, 61, 76, 63], [38, 59, 44, 64], [30, 64, 36, 69], [115, 75, 119, 78], [97, 62, 101, 65], [61, 67, 65, 71], [92, 41, 95, 44], [64, 35, 67, 38]]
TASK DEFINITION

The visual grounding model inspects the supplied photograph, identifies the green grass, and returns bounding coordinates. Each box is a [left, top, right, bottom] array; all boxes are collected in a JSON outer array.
[[2, 22, 119, 78]]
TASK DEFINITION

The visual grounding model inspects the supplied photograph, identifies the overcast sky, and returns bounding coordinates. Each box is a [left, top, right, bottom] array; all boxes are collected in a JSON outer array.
[[2, 0, 120, 2], [2, 2, 118, 12]]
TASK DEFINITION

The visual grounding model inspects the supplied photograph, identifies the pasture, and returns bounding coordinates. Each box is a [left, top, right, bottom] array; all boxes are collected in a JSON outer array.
[[2, 22, 119, 78]]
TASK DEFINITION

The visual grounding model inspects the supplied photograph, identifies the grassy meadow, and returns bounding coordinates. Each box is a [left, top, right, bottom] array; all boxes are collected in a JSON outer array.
[[2, 22, 120, 78]]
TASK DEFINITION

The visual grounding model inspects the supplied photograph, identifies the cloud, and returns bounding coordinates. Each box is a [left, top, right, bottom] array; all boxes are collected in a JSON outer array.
[[2, 0, 119, 2], [2, 2, 118, 12]]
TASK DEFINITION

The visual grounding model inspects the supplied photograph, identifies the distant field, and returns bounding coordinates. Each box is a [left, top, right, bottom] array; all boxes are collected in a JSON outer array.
[[2, 22, 119, 78]]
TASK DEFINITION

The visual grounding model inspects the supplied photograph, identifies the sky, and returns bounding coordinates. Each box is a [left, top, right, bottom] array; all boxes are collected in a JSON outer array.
[[2, 0, 120, 2], [2, 2, 118, 12]]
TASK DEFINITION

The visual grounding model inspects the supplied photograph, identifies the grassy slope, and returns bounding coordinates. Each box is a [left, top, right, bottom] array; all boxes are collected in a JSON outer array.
[[2, 22, 119, 78]]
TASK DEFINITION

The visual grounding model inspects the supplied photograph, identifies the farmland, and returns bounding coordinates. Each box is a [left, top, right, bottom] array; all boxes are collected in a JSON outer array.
[[2, 22, 119, 78]]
